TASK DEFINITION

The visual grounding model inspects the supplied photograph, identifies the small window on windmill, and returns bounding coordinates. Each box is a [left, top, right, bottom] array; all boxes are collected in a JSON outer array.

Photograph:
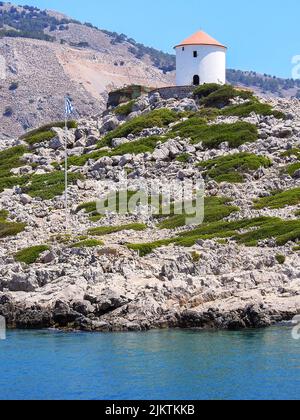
[[182, 47, 185, 51], [193, 51, 198, 58]]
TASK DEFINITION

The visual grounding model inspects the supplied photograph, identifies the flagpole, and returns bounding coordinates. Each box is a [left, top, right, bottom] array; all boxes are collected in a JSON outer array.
[[64, 97, 68, 232]]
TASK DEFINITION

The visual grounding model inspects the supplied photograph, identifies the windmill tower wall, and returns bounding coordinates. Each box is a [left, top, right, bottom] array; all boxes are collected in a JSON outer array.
[[175, 31, 227, 87], [176, 45, 226, 86]]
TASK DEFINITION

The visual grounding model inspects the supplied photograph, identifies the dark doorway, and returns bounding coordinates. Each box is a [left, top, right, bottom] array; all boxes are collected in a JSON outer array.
[[193, 75, 200, 86]]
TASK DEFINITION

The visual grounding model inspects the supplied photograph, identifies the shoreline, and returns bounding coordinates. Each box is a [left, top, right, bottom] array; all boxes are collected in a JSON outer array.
[[1, 295, 298, 333]]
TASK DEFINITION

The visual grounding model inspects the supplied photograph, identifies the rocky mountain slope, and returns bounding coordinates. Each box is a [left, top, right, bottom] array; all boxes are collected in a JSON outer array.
[[0, 3, 174, 138], [0, 84, 299, 331]]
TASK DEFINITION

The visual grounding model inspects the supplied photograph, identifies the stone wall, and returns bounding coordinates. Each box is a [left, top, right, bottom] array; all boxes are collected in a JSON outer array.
[[149, 86, 195, 100]]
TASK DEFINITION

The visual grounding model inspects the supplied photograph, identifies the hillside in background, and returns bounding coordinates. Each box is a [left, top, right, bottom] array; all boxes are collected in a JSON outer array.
[[0, 2, 174, 137], [0, 2, 300, 137]]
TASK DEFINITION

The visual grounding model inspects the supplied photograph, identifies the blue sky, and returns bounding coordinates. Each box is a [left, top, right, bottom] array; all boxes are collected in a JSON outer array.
[[17, 0, 300, 78]]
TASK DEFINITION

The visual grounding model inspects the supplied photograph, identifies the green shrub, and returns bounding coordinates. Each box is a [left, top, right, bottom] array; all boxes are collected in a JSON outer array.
[[222, 101, 285, 119], [200, 85, 253, 108], [0, 210, 9, 221], [176, 153, 193, 163], [286, 162, 300, 177], [23, 171, 83, 200], [75, 201, 97, 214], [100, 109, 178, 146], [0, 211, 26, 238], [193, 83, 221, 99], [158, 196, 239, 229], [21, 120, 77, 140], [169, 120, 258, 149], [234, 219, 300, 246], [281, 148, 300, 159], [76, 190, 146, 218], [128, 217, 272, 255], [195, 107, 221, 119], [0, 145, 28, 192], [88, 223, 147, 236], [15, 245, 50, 264], [70, 239, 104, 248], [197, 153, 272, 183], [128, 239, 173, 257], [191, 251, 201, 262], [254, 188, 300, 209], [275, 254, 286, 265], [24, 130, 56, 146], [128, 216, 300, 255], [114, 100, 136, 116]]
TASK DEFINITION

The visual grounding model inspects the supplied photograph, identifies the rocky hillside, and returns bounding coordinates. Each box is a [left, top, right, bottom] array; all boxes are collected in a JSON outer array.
[[0, 84, 299, 331], [0, 3, 174, 138]]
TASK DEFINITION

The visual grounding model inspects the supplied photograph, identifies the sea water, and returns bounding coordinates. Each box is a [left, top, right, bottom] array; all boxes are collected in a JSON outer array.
[[0, 327, 299, 400]]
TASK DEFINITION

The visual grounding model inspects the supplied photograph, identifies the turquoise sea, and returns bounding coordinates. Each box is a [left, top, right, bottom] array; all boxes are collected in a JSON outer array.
[[0, 327, 299, 400]]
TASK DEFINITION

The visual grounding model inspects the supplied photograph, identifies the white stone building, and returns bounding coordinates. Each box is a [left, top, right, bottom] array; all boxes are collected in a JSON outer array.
[[175, 31, 227, 86]]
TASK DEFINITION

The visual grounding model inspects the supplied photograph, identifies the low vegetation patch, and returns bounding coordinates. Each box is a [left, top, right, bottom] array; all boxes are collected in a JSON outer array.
[[0, 145, 28, 193], [169, 120, 258, 149], [254, 188, 300, 209], [22, 171, 83, 200], [281, 149, 300, 177], [195, 84, 253, 108], [158, 196, 239, 229], [221, 100, 285, 119], [0, 210, 9, 221], [76, 190, 143, 219], [281, 148, 300, 159], [234, 218, 300, 246], [197, 153, 272, 183], [276, 254, 286, 265], [21, 121, 77, 141], [113, 100, 136, 117], [88, 223, 147, 236], [0, 210, 26, 239], [15, 245, 50, 265], [286, 162, 300, 177], [176, 153, 193, 163], [23, 130, 56, 146], [193, 83, 284, 118], [100, 109, 178, 146], [128, 216, 300, 255]]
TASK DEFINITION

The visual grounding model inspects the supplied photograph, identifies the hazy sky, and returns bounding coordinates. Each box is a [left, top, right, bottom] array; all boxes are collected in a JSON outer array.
[[17, 0, 300, 78]]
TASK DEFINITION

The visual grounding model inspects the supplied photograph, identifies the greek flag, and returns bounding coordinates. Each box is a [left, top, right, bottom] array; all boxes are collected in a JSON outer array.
[[65, 97, 74, 115]]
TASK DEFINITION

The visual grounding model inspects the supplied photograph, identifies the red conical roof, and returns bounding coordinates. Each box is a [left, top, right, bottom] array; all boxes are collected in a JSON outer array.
[[175, 31, 226, 49]]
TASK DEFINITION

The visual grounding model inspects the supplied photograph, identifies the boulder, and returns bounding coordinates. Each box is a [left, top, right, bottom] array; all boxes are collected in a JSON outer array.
[[7, 274, 37, 293], [20, 194, 32, 205], [86, 135, 98, 147], [101, 116, 119, 133], [92, 156, 113, 170], [49, 136, 64, 150], [292, 169, 300, 179], [152, 147, 170, 161]]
